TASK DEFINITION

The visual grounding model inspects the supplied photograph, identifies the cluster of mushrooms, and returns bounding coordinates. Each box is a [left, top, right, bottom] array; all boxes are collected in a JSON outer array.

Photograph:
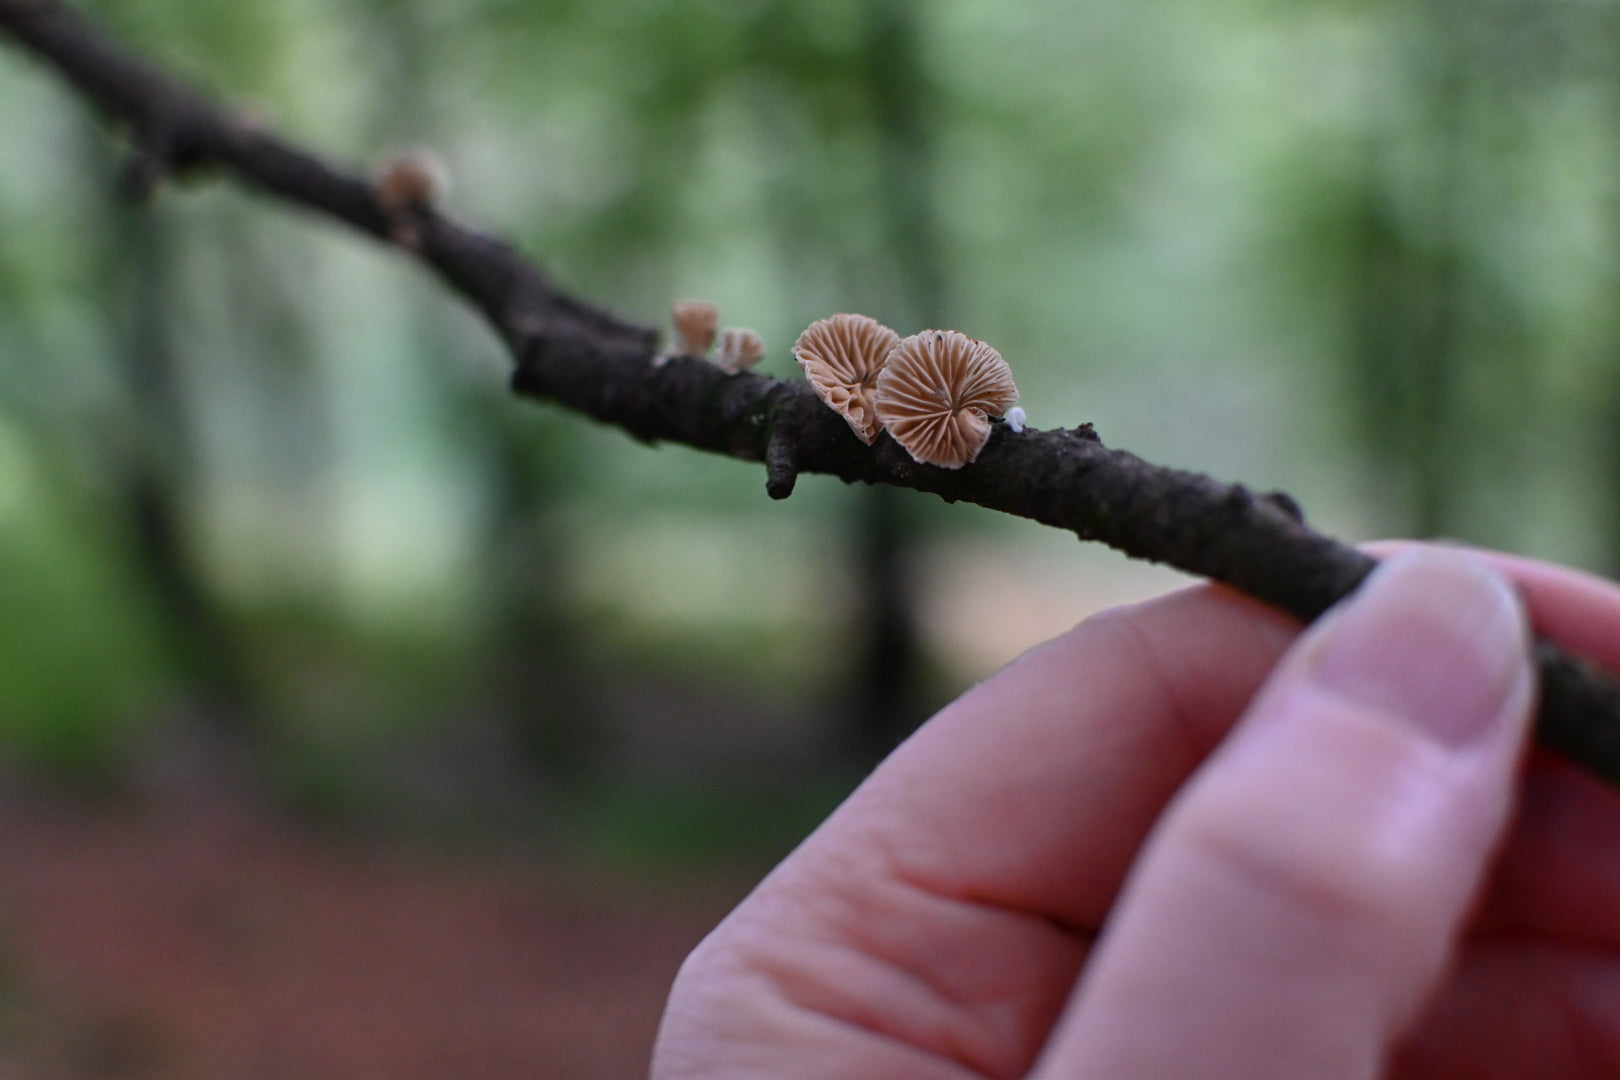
[[665, 300, 768, 374], [666, 303, 1024, 470], [793, 313, 1022, 469]]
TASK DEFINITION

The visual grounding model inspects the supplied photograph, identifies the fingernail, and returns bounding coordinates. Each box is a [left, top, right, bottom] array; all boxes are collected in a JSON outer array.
[[1307, 549, 1533, 747]]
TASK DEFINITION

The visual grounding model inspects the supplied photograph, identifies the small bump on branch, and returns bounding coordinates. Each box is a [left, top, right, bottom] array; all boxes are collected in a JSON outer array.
[[765, 430, 800, 500]]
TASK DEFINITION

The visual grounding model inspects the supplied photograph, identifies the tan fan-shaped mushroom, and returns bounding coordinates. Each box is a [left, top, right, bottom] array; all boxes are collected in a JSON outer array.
[[376, 148, 451, 213], [792, 313, 900, 444], [716, 328, 767, 373], [874, 330, 1018, 468], [671, 300, 720, 357], [374, 148, 452, 247]]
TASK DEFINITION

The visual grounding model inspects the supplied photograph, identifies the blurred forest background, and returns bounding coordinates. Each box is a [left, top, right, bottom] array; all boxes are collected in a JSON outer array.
[[3, 0, 1620, 1070], [9, 0, 1620, 854], [6, 0, 1620, 819], [8, 0, 1620, 862]]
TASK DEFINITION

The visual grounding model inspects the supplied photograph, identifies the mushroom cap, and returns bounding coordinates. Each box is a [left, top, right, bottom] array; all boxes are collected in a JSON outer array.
[[376, 148, 451, 212], [672, 300, 720, 357], [716, 327, 767, 373], [792, 313, 901, 444], [874, 330, 1018, 468]]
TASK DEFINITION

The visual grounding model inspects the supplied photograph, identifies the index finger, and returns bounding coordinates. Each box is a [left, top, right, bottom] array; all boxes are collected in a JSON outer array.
[[815, 581, 1301, 930]]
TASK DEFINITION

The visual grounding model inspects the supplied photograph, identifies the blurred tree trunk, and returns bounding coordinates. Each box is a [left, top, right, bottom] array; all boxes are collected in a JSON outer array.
[[844, 0, 948, 760], [106, 190, 255, 738], [361, 0, 600, 782], [1347, 3, 1470, 540], [482, 420, 601, 782]]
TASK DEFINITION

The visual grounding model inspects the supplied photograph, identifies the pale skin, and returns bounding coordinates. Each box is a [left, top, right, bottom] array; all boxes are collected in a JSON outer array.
[[651, 546, 1620, 1078]]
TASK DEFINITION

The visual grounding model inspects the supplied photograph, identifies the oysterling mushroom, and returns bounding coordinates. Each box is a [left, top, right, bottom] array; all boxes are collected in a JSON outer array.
[[874, 329, 1019, 468], [716, 328, 767, 373], [375, 148, 451, 246], [671, 300, 721, 358], [376, 147, 451, 214], [792, 313, 900, 444]]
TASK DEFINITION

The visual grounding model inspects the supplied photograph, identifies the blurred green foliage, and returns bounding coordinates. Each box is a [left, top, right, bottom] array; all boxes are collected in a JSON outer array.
[[3, 0, 1620, 814]]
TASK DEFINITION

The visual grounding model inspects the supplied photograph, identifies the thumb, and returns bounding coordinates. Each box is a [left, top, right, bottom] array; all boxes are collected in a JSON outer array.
[[1035, 547, 1537, 1080]]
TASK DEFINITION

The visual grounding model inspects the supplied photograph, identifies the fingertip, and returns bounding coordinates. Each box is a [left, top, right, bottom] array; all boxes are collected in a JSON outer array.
[[1365, 540, 1620, 677], [1300, 548, 1535, 750], [1034, 548, 1537, 1080]]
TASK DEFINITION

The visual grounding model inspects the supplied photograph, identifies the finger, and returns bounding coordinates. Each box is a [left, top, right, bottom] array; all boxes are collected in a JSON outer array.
[[794, 545, 1620, 937], [656, 588, 1306, 1079], [1036, 548, 1537, 1080], [1391, 546, 1620, 942], [1399, 939, 1620, 1079], [1478, 749, 1620, 941], [1392, 940, 1620, 1078], [1372, 542, 1620, 672], [1276, 541, 1620, 944], [814, 581, 1301, 929]]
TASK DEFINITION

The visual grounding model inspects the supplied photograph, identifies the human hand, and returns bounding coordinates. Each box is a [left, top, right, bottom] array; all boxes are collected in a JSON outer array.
[[651, 546, 1620, 1078]]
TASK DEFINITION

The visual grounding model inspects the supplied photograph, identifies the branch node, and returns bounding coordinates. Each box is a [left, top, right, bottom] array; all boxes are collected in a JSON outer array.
[[115, 111, 211, 201], [116, 141, 168, 201], [376, 149, 450, 249], [117, 120, 188, 200], [1262, 489, 1305, 523], [765, 430, 799, 500], [509, 358, 540, 398]]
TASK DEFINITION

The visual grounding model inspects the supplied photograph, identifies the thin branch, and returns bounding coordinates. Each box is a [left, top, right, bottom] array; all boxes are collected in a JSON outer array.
[[4, 0, 1620, 786]]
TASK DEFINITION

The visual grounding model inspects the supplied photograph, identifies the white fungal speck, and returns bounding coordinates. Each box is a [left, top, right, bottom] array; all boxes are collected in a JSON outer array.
[[1006, 406, 1027, 434]]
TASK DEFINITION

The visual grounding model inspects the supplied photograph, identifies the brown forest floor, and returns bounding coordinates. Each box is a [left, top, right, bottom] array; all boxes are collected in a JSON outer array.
[[0, 784, 751, 1079]]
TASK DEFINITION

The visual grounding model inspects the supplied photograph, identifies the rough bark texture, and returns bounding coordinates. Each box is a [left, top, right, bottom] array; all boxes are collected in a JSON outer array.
[[4, 0, 1620, 786]]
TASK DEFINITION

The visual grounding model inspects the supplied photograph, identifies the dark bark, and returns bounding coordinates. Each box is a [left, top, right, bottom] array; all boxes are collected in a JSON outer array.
[[5, 0, 1620, 787]]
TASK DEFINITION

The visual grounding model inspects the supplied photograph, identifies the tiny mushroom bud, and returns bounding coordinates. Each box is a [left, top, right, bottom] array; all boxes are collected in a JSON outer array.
[[792, 313, 901, 444], [874, 329, 1019, 468], [716, 328, 767, 373], [671, 300, 720, 358], [376, 148, 451, 214], [1006, 406, 1027, 433]]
